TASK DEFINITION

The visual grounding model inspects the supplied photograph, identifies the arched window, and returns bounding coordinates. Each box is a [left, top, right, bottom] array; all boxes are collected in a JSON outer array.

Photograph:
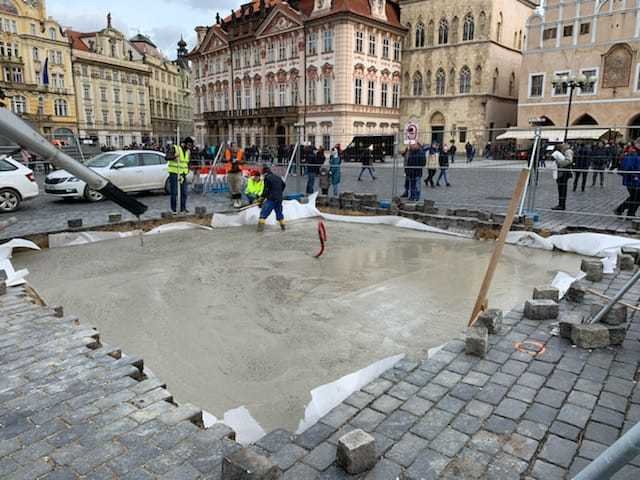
[[451, 17, 459, 43], [415, 22, 425, 48], [496, 12, 503, 43], [435, 69, 446, 95], [412, 72, 423, 96], [425, 70, 432, 95], [492, 68, 499, 94], [459, 66, 471, 94], [11, 96, 26, 114], [49, 27, 57, 40], [438, 18, 449, 45], [463, 14, 475, 41], [54, 99, 68, 116]]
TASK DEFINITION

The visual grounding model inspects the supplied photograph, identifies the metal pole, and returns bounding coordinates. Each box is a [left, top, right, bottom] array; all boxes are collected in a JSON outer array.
[[574, 421, 640, 480], [589, 269, 640, 324], [392, 137, 398, 199], [564, 84, 574, 143], [518, 130, 539, 217], [284, 142, 299, 182]]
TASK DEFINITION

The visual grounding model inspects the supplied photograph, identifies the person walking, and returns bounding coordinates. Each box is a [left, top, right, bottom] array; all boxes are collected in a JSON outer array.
[[358, 144, 377, 181], [449, 142, 457, 164], [484, 142, 492, 160], [407, 143, 426, 201], [166, 137, 193, 213], [614, 138, 640, 218], [591, 141, 608, 187], [465, 141, 475, 163], [306, 145, 323, 194], [424, 144, 438, 188], [436, 145, 451, 187], [573, 143, 590, 192], [257, 164, 287, 232], [551, 144, 574, 211], [329, 147, 341, 197]]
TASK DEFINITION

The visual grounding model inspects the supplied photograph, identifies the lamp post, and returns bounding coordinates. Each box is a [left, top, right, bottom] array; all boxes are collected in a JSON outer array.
[[551, 73, 597, 142]]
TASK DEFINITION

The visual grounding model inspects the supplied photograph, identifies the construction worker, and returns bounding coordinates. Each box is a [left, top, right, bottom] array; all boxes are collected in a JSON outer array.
[[245, 170, 264, 204], [257, 163, 286, 232], [166, 137, 193, 213]]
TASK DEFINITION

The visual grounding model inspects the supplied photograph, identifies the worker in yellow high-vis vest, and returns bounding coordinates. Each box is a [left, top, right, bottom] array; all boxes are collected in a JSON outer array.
[[166, 137, 193, 213]]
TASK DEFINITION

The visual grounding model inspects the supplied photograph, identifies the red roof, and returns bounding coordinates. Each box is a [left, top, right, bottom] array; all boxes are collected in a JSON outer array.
[[65, 29, 93, 52]]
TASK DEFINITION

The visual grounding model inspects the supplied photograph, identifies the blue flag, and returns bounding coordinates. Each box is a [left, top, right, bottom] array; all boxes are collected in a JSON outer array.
[[42, 57, 49, 85]]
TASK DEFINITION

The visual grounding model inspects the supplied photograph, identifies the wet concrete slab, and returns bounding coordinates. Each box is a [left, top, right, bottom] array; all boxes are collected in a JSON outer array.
[[14, 221, 582, 432]]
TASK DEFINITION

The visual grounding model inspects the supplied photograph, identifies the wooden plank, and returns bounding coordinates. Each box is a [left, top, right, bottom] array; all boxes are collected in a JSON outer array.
[[586, 288, 640, 313], [468, 169, 530, 327]]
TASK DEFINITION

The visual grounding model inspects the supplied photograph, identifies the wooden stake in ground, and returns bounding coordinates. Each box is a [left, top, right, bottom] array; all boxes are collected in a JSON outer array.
[[468, 168, 530, 327]]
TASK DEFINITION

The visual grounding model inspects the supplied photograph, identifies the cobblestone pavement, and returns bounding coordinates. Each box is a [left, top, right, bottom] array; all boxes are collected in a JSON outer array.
[[0, 162, 633, 240], [0, 286, 242, 479], [256, 267, 640, 479]]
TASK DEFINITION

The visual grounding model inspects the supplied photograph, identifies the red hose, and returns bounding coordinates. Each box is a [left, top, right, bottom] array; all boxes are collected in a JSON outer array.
[[315, 221, 327, 258]]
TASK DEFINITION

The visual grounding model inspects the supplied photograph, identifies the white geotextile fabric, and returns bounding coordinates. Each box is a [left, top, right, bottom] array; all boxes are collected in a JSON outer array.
[[211, 193, 464, 237], [507, 231, 640, 274], [0, 239, 40, 286]]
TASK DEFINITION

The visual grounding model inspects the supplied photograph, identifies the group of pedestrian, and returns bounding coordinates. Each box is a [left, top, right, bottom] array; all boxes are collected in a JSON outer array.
[[303, 144, 343, 196], [401, 142, 452, 201], [571, 141, 620, 191]]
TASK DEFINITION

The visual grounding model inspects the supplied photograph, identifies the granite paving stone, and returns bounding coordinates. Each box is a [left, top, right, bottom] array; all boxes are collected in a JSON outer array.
[[539, 435, 578, 468]]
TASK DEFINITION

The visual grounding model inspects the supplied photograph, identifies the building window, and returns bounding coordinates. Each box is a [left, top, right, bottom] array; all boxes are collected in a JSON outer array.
[[381, 83, 388, 107], [49, 27, 56, 40], [253, 48, 261, 66], [32, 47, 38, 61], [459, 66, 471, 94], [580, 23, 591, 35], [563, 25, 573, 37], [244, 85, 251, 109], [323, 78, 332, 104], [307, 31, 317, 56], [323, 29, 333, 52], [459, 127, 467, 143], [115, 111, 122, 126], [128, 111, 134, 126], [267, 85, 274, 107], [492, 68, 499, 94], [580, 68, 597, 94], [278, 83, 286, 106], [367, 80, 375, 105], [435, 69, 446, 95], [11, 96, 26, 114], [393, 41, 401, 61], [292, 81, 299, 105], [267, 42, 275, 62], [438, 18, 449, 44], [255, 85, 261, 108], [139, 91, 145, 105], [114, 88, 120, 103], [307, 79, 316, 105], [355, 31, 364, 53], [235, 88, 242, 109], [369, 34, 376, 56], [52, 99, 68, 117], [392, 84, 400, 108], [463, 14, 475, 41], [37, 96, 44, 114], [83, 84, 91, 99], [529, 73, 544, 97], [102, 110, 108, 124], [308, 135, 316, 147], [11, 66, 22, 83], [30, 23, 35, 35], [140, 112, 146, 126], [127, 90, 133, 104], [413, 72, 423, 96], [85, 108, 93, 125], [415, 23, 425, 48], [278, 40, 286, 61], [323, 135, 331, 150], [244, 47, 250, 67], [543, 27, 557, 40], [100, 87, 107, 102], [553, 70, 570, 95], [382, 37, 390, 58], [354, 78, 363, 104]]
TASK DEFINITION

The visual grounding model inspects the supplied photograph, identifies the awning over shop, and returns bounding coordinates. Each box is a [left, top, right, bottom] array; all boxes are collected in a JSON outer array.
[[496, 128, 614, 142]]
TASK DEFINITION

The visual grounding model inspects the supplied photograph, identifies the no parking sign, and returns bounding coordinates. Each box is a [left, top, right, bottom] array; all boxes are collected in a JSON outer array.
[[404, 121, 419, 145]]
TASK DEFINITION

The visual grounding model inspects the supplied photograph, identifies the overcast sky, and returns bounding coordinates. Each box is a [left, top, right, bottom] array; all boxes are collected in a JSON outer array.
[[47, 0, 241, 58]]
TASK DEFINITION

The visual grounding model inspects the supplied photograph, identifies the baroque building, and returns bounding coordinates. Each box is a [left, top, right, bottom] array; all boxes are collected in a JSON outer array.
[[399, 0, 536, 149], [130, 35, 193, 145], [517, 0, 640, 138], [67, 14, 152, 147], [189, 0, 405, 150], [0, 0, 77, 141]]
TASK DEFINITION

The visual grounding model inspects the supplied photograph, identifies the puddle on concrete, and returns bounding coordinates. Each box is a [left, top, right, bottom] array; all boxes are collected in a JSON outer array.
[[14, 221, 582, 432]]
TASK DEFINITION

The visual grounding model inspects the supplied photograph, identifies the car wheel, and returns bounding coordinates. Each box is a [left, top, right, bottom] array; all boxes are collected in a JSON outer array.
[[164, 178, 171, 195], [84, 186, 104, 202], [0, 188, 21, 213]]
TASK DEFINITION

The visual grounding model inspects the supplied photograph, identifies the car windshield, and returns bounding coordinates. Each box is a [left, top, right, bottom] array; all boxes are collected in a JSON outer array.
[[85, 153, 121, 168]]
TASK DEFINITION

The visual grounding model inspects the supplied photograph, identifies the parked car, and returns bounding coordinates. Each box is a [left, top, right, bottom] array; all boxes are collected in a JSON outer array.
[[0, 156, 38, 212], [342, 135, 395, 163], [44, 150, 170, 201]]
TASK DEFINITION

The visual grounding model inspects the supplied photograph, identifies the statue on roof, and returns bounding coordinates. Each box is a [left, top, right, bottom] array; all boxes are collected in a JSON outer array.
[[107, 12, 112, 29]]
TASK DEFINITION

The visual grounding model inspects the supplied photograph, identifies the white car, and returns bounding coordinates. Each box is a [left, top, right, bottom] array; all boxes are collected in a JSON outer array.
[[0, 156, 39, 212], [44, 150, 170, 201]]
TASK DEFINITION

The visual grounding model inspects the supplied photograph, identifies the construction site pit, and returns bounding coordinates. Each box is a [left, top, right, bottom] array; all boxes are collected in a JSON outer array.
[[14, 220, 583, 438]]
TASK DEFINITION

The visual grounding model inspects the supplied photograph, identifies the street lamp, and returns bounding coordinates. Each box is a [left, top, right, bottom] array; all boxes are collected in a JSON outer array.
[[551, 73, 597, 142]]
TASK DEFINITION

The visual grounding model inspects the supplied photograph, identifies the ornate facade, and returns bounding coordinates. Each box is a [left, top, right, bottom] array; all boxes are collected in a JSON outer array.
[[400, 0, 535, 149], [130, 35, 193, 145], [517, 0, 640, 137], [67, 15, 152, 147], [0, 0, 77, 141], [189, 0, 405, 150]]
